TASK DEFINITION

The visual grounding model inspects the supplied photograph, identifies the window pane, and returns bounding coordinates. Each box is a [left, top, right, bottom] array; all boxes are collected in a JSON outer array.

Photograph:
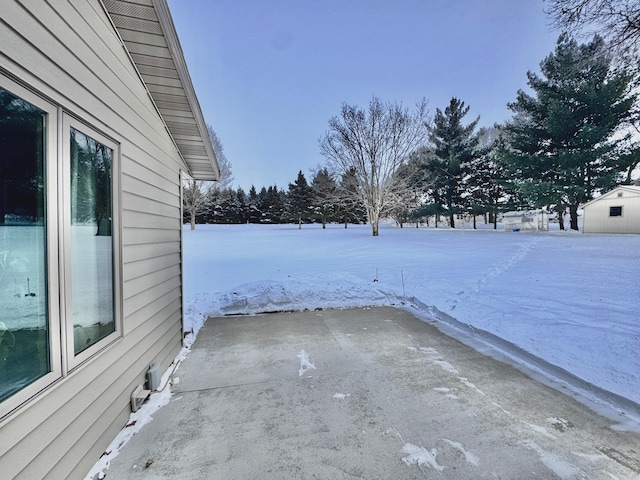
[[0, 87, 49, 402], [609, 206, 622, 217], [70, 128, 114, 355]]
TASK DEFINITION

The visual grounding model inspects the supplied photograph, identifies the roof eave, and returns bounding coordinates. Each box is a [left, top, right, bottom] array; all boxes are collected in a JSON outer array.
[[100, 0, 220, 181], [152, 0, 219, 181]]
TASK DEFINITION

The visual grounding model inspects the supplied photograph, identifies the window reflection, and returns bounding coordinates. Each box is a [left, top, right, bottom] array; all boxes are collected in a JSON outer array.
[[0, 87, 49, 402], [70, 128, 114, 355]]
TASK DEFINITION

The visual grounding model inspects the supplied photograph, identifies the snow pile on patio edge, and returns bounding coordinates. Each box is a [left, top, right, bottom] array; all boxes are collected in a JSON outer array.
[[184, 276, 398, 335]]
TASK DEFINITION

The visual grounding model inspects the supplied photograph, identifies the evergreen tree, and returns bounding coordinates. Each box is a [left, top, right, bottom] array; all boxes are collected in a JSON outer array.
[[257, 186, 269, 223], [464, 126, 512, 229], [236, 187, 248, 223], [336, 167, 367, 228], [247, 185, 261, 223], [265, 185, 286, 224], [423, 97, 480, 228], [310, 167, 338, 228], [503, 34, 639, 230], [287, 171, 313, 228]]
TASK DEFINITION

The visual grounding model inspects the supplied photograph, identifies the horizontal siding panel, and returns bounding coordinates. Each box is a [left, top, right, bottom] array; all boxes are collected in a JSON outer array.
[[123, 241, 180, 263], [123, 253, 181, 283], [122, 210, 180, 230], [124, 291, 182, 334], [122, 155, 181, 194], [123, 264, 181, 300], [123, 227, 180, 246], [122, 191, 180, 218], [124, 275, 181, 316], [121, 173, 180, 208]]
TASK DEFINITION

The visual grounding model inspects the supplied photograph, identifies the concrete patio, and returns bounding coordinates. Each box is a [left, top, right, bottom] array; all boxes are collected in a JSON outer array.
[[104, 307, 640, 479]]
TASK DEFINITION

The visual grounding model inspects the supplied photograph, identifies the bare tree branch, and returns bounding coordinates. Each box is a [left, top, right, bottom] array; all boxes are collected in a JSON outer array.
[[319, 97, 429, 236]]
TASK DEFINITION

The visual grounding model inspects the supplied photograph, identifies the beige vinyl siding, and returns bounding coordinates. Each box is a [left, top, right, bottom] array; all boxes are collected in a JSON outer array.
[[0, 0, 192, 478], [583, 187, 640, 234]]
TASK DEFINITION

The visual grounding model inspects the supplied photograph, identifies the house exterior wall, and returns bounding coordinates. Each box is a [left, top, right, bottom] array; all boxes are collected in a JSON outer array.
[[0, 1, 189, 478], [583, 187, 640, 234]]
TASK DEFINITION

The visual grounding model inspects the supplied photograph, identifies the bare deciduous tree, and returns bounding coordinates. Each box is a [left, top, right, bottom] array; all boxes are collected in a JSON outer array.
[[546, 0, 640, 55], [183, 178, 211, 230], [319, 97, 429, 236], [183, 124, 233, 230]]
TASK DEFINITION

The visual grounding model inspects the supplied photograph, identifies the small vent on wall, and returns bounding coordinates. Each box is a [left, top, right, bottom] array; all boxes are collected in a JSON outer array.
[[131, 385, 150, 412], [618, 192, 623, 197]]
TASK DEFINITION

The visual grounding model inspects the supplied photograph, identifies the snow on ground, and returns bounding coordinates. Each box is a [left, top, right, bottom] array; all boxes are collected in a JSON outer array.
[[183, 223, 640, 418], [87, 221, 639, 479]]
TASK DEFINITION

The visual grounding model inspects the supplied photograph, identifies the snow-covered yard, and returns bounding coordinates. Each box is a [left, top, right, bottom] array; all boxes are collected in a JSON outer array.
[[86, 221, 640, 479], [183, 223, 640, 412]]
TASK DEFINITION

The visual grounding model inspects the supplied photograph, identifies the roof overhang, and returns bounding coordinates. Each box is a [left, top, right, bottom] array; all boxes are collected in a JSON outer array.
[[101, 0, 219, 181]]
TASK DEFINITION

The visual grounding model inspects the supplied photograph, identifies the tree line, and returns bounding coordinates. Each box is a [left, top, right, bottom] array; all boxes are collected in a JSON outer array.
[[187, 28, 640, 235], [184, 168, 367, 227]]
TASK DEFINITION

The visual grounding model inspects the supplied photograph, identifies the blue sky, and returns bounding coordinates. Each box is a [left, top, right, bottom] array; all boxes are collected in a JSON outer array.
[[168, 0, 561, 191]]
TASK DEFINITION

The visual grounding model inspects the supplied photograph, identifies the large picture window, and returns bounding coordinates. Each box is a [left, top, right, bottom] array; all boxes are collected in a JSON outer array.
[[0, 76, 120, 415], [0, 87, 50, 403]]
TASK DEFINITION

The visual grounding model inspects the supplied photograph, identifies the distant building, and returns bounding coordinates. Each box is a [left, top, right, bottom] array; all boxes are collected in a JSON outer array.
[[583, 186, 640, 234], [501, 210, 549, 232], [0, 1, 218, 478]]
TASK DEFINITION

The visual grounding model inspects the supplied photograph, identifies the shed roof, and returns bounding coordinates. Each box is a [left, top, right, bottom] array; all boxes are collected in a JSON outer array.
[[583, 185, 640, 207], [101, 0, 219, 181]]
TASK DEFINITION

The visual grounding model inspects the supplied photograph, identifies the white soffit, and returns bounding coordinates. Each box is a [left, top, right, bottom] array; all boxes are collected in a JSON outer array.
[[102, 0, 219, 180]]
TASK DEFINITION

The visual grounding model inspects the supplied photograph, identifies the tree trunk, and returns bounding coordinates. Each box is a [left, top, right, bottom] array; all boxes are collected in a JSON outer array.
[[558, 209, 565, 231], [298, 216, 302, 229], [371, 222, 379, 236], [449, 213, 455, 228], [190, 211, 196, 230], [493, 212, 497, 230], [473, 215, 477, 230], [569, 204, 579, 231]]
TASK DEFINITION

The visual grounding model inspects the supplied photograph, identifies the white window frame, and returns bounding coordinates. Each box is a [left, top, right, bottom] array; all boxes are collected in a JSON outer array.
[[61, 114, 123, 371], [0, 75, 124, 418], [0, 76, 62, 419]]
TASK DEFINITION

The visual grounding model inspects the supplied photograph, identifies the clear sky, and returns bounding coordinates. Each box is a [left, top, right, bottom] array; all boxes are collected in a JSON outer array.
[[167, 0, 561, 191]]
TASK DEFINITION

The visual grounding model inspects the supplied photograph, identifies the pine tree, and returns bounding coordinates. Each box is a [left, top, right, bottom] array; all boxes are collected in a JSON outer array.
[[336, 167, 367, 228], [464, 126, 512, 229], [310, 168, 338, 228], [266, 185, 286, 224], [504, 34, 639, 230], [423, 98, 480, 228], [247, 185, 261, 223], [287, 171, 313, 228]]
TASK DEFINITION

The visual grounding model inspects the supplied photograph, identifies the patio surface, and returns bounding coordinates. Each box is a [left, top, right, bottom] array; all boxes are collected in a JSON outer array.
[[104, 307, 640, 479]]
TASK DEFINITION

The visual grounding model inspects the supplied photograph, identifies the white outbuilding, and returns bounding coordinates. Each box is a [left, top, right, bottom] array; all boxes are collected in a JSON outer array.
[[582, 185, 640, 234], [501, 209, 549, 232]]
